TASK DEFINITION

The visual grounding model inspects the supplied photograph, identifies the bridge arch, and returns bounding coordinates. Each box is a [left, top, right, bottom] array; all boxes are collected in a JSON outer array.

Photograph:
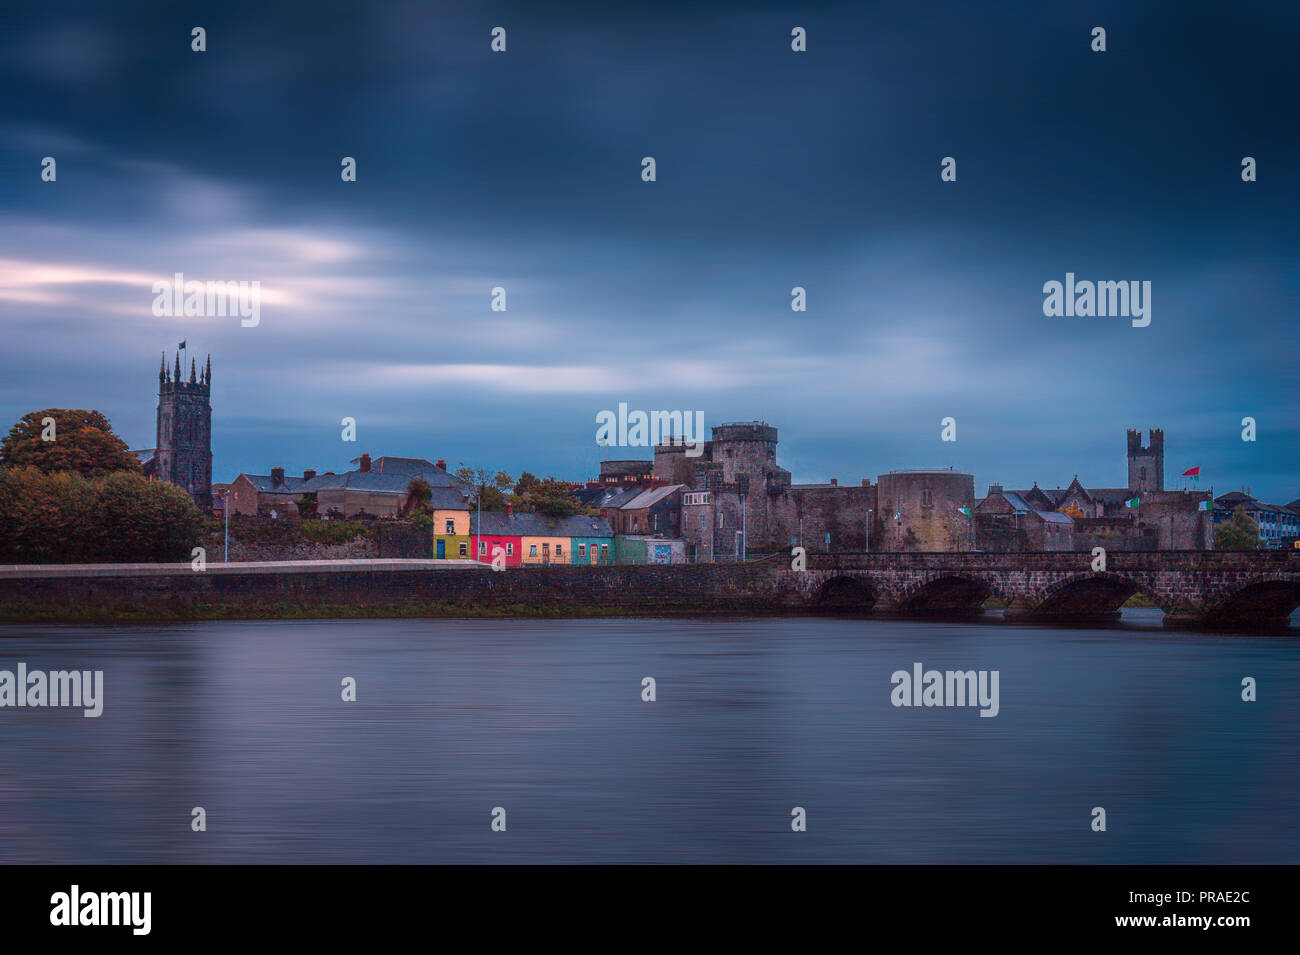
[[1031, 572, 1152, 618], [896, 573, 996, 615], [1202, 578, 1300, 629], [814, 574, 878, 611]]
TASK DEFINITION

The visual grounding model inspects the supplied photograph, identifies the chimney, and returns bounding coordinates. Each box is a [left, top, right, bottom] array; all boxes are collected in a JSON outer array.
[[359, 453, 371, 473], [506, 502, 514, 517], [436, 459, 447, 471], [989, 483, 1003, 497], [303, 469, 317, 481], [830, 478, 837, 486], [271, 466, 285, 486]]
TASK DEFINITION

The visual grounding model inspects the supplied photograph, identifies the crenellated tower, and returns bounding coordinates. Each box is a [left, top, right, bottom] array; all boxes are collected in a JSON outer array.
[[1126, 428, 1164, 493]]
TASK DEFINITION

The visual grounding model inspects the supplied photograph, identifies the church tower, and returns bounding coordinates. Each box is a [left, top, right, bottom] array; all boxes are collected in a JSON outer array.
[[1126, 428, 1163, 493], [155, 351, 213, 510]]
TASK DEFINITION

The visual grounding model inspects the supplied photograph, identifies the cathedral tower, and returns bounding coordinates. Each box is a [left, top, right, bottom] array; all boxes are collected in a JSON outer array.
[[155, 352, 213, 510], [1126, 428, 1163, 493]]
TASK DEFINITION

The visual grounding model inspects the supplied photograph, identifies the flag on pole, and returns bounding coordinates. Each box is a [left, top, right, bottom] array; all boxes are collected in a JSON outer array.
[[178, 340, 187, 350], [1181, 466, 1200, 477]]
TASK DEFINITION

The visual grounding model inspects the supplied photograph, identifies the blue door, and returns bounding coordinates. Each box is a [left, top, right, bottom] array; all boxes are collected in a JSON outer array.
[[436, 539, 445, 558]]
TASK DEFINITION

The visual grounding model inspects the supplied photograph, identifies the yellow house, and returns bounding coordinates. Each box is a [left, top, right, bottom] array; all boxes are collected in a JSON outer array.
[[513, 512, 570, 565]]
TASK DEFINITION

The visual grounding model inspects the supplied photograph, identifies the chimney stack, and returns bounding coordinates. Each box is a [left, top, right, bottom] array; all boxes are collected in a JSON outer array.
[[436, 459, 447, 471], [506, 502, 514, 517], [271, 466, 285, 486], [989, 483, 1003, 496], [303, 469, 317, 481], [359, 453, 372, 473], [830, 478, 837, 486]]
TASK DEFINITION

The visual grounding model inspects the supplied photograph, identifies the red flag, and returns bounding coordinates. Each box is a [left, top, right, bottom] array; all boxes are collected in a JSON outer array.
[[1181, 466, 1201, 477]]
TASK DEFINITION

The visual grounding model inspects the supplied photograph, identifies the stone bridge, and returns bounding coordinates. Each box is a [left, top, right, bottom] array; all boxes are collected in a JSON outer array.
[[790, 550, 1300, 629]]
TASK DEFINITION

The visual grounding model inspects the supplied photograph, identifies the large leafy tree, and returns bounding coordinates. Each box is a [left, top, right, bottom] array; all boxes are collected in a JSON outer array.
[[0, 467, 206, 563], [0, 409, 141, 477], [513, 474, 583, 518], [1214, 507, 1262, 551], [454, 465, 514, 512]]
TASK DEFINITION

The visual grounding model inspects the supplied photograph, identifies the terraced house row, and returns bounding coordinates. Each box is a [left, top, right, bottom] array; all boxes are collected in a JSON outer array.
[[221, 454, 682, 564]]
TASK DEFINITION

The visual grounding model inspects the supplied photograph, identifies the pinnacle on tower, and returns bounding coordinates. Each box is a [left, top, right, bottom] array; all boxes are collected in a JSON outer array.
[[190, 358, 197, 383], [159, 352, 167, 383], [204, 354, 211, 386], [174, 353, 182, 381]]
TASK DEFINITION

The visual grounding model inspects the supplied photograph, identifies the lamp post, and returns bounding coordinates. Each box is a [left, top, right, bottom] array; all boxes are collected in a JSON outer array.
[[218, 489, 229, 562]]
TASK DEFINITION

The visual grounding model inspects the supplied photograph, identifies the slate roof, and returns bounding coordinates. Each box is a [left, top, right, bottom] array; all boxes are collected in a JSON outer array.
[[620, 484, 686, 510], [594, 488, 641, 510], [470, 511, 561, 537], [1037, 510, 1074, 524], [297, 464, 458, 495], [1000, 492, 1032, 513], [239, 473, 308, 493], [553, 515, 615, 538]]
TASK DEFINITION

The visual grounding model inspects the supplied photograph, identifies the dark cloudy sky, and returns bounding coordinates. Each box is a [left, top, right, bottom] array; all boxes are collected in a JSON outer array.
[[1, 0, 1296, 501]]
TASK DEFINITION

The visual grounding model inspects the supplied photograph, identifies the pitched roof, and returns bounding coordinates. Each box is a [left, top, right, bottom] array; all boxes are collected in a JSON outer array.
[[427, 486, 470, 511], [1001, 492, 1032, 513], [239, 473, 307, 493], [553, 515, 614, 538], [297, 464, 459, 495], [1036, 510, 1073, 524], [595, 488, 641, 509], [470, 511, 558, 537], [621, 484, 686, 510]]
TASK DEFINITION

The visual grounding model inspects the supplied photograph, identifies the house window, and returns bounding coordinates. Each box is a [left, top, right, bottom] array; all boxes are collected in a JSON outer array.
[[600, 544, 609, 556], [529, 544, 537, 556], [542, 543, 550, 557], [579, 543, 587, 558], [445, 519, 455, 533], [479, 540, 486, 556], [458, 542, 467, 557], [506, 543, 514, 556], [921, 488, 933, 507], [556, 544, 563, 556]]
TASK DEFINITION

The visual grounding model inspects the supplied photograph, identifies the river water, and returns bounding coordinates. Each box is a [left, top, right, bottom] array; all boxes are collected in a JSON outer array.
[[0, 610, 1296, 864]]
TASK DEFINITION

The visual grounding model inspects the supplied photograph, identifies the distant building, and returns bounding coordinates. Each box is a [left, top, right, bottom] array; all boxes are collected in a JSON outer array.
[[1213, 491, 1300, 548], [974, 484, 1074, 552], [614, 484, 686, 536]]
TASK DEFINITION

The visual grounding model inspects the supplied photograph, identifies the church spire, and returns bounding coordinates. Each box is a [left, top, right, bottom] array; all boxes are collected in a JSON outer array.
[[204, 354, 211, 386], [174, 352, 182, 381], [190, 358, 197, 383], [159, 352, 167, 383]]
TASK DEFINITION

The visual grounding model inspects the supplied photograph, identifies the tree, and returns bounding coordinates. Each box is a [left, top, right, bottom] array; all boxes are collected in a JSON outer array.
[[454, 465, 514, 511], [514, 475, 583, 518], [403, 477, 433, 517], [93, 472, 208, 562], [0, 409, 141, 477], [0, 467, 206, 563], [1214, 507, 1262, 551]]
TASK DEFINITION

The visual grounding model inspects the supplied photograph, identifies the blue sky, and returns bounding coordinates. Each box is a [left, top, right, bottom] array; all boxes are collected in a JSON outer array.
[[1, 0, 1296, 502]]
